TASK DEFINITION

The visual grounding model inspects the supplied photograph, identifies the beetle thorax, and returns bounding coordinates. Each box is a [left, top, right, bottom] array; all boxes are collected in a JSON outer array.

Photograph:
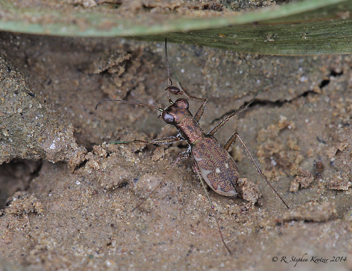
[[162, 98, 204, 144], [177, 117, 204, 144]]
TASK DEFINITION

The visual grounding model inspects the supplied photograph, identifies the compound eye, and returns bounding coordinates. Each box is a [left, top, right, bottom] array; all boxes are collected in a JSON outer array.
[[162, 111, 175, 124], [175, 98, 189, 109]]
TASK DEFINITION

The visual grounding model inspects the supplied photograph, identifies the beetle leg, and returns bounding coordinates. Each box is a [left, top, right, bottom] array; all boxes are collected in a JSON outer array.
[[224, 133, 289, 209], [193, 164, 214, 208], [169, 80, 208, 122], [164, 38, 207, 121], [223, 133, 237, 151], [166, 150, 190, 176], [111, 135, 184, 146], [177, 82, 208, 122], [193, 98, 208, 123], [132, 150, 190, 211], [193, 163, 232, 254], [207, 89, 262, 136]]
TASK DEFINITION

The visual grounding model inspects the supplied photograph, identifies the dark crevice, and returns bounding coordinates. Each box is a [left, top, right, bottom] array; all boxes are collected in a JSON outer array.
[[73, 159, 88, 172], [210, 88, 320, 125], [330, 70, 343, 77], [123, 85, 139, 101], [31, 161, 42, 179], [0, 159, 42, 209], [245, 98, 286, 108], [319, 69, 344, 89], [319, 79, 330, 89], [118, 181, 129, 188], [212, 69, 345, 125], [209, 97, 285, 125]]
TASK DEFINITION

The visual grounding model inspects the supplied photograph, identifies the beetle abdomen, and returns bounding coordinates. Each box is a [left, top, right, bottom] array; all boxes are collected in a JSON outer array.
[[192, 136, 239, 196]]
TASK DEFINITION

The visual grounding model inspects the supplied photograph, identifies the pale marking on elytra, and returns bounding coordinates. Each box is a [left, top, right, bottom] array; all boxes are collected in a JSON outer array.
[[216, 168, 221, 173], [199, 167, 213, 187], [199, 166, 237, 196], [225, 163, 229, 169]]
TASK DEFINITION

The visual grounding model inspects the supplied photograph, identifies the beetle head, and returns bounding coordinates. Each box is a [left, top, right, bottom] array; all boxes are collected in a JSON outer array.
[[162, 98, 191, 125]]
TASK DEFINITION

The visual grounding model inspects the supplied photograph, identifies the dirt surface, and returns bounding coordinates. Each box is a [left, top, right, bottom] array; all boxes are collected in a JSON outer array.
[[0, 30, 351, 271]]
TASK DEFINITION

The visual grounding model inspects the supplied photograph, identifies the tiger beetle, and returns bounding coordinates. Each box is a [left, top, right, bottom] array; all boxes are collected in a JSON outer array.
[[95, 39, 289, 254]]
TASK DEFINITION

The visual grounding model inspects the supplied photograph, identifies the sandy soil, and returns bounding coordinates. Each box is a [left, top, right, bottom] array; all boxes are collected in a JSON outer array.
[[0, 30, 351, 270]]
